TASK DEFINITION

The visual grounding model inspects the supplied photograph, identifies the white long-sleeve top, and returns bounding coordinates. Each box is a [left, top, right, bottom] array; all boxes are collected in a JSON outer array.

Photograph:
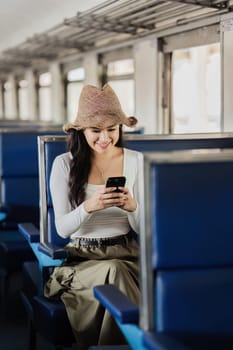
[[50, 148, 142, 240]]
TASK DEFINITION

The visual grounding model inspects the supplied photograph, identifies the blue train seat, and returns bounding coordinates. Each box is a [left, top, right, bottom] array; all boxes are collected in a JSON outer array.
[[94, 148, 233, 350], [0, 127, 62, 229], [0, 127, 64, 317], [19, 135, 75, 349], [18, 134, 233, 349], [124, 132, 233, 152], [2, 131, 231, 233], [0, 132, 39, 228]]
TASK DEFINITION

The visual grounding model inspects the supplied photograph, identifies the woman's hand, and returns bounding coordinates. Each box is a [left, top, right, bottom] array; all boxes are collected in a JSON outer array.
[[117, 187, 137, 212], [83, 186, 137, 213]]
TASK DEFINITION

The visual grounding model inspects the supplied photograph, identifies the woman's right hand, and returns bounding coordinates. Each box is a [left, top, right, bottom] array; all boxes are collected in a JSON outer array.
[[84, 186, 125, 213]]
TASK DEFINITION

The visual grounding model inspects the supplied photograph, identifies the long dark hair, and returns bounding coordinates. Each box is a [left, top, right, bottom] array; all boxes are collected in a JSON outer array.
[[67, 125, 124, 208]]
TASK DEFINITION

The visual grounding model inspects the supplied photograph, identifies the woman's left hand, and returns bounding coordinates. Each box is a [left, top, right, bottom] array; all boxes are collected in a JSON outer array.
[[117, 187, 137, 212]]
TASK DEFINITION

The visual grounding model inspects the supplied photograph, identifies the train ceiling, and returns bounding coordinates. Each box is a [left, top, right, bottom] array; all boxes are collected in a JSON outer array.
[[0, 0, 232, 75]]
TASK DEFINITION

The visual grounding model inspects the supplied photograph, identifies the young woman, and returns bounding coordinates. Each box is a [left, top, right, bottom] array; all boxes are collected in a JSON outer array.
[[44, 84, 142, 350]]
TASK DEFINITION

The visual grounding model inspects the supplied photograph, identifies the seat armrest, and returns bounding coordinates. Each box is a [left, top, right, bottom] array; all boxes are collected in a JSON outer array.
[[143, 332, 188, 350], [38, 242, 68, 259], [18, 222, 40, 242], [93, 284, 139, 324], [0, 205, 9, 222], [0, 212, 7, 221]]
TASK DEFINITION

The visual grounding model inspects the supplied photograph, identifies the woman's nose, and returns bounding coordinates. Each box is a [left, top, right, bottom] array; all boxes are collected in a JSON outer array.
[[99, 130, 109, 141]]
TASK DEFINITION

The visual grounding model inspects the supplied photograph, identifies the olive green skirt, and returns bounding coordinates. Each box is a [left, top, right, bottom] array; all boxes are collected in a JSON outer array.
[[44, 238, 139, 350]]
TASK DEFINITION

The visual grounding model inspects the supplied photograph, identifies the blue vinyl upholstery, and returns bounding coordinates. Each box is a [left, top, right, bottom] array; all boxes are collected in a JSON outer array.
[[0, 129, 64, 228], [94, 148, 233, 350], [12, 132, 233, 235], [0, 132, 40, 227], [156, 269, 233, 333], [0, 128, 64, 319], [18, 135, 233, 350], [18, 135, 75, 349], [94, 284, 139, 324], [149, 161, 233, 268], [0, 132, 41, 176], [142, 150, 233, 349], [124, 133, 233, 152]]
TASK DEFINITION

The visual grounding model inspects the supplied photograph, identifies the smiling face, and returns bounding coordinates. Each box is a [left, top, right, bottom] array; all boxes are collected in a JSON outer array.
[[83, 122, 120, 154]]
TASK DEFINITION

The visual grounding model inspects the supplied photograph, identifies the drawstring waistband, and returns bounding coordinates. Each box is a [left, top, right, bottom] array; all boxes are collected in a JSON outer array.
[[73, 231, 134, 247]]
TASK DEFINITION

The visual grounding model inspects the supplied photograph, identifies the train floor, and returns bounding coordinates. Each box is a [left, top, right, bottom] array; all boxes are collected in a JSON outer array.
[[0, 269, 77, 350]]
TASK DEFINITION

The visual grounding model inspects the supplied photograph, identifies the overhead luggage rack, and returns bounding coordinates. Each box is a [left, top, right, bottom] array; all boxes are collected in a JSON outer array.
[[0, 0, 232, 76]]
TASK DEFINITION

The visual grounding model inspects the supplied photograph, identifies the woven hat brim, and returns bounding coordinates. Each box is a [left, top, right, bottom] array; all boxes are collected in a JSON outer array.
[[63, 123, 83, 133], [63, 116, 137, 134]]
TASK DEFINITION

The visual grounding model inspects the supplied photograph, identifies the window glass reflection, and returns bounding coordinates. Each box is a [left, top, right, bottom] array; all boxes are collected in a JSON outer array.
[[172, 43, 220, 133]]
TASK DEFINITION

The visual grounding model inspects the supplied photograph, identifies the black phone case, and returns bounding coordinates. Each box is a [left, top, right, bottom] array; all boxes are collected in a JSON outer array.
[[106, 176, 126, 192]]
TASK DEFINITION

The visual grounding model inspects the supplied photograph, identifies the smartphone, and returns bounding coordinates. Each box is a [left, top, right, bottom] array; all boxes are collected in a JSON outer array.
[[106, 176, 126, 192]]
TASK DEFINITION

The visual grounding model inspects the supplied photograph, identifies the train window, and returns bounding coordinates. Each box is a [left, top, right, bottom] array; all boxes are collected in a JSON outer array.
[[107, 59, 134, 76], [106, 59, 135, 122], [108, 79, 134, 118], [171, 43, 220, 134], [67, 67, 85, 81], [39, 72, 52, 121], [66, 67, 84, 122], [18, 79, 29, 120]]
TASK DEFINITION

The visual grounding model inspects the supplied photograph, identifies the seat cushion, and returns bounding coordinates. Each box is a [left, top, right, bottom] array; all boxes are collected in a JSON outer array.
[[0, 241, 35, 271], [22, 261, 39, 299], [33, 295, 75, 346]]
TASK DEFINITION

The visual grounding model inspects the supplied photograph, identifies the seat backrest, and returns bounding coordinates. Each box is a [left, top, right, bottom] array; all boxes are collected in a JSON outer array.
[[37, 133, 233, 246], [124, 132, 233, 152], [36, 133, 233, 243], [38, 135, 68, 246], [139, 149, 233, 334], [0, 128, 64, 227]]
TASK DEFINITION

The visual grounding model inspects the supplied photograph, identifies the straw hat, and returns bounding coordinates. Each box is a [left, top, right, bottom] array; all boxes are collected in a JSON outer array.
[[63, 84, 137, 133]]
